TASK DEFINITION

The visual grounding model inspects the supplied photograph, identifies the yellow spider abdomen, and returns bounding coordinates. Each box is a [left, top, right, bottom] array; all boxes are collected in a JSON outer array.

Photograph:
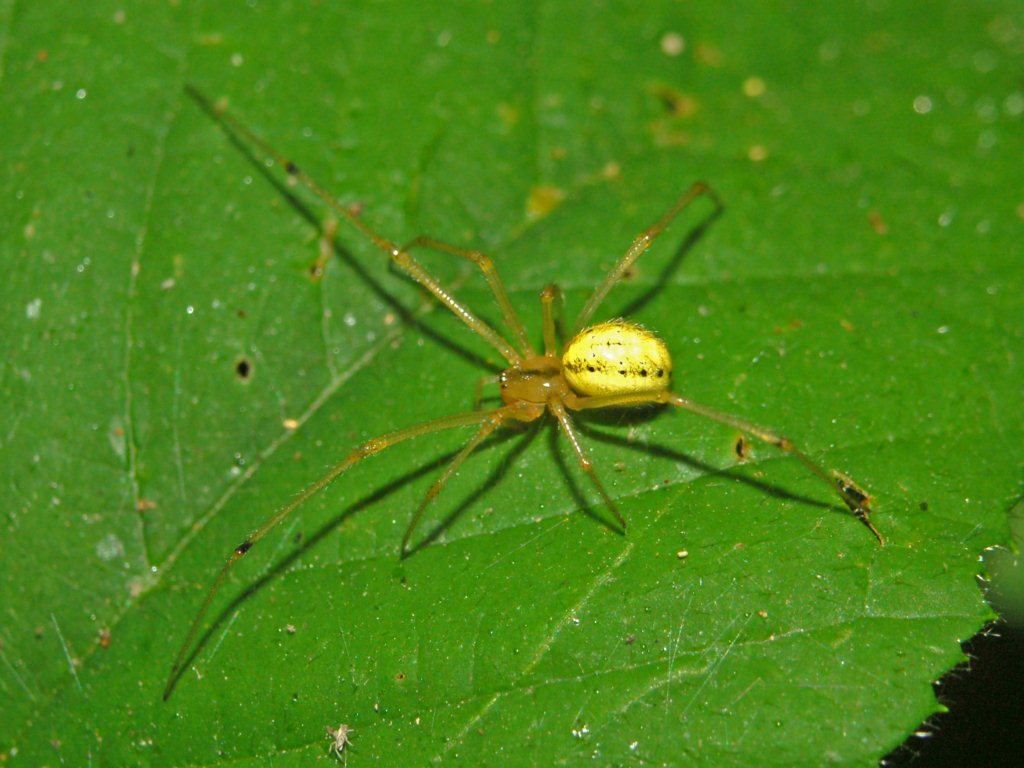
[[562, 320, 672, 397]]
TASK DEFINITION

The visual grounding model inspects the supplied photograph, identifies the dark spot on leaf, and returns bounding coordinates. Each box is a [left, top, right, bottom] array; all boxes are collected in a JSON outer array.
[[735, 435, 750, 460], [236, 358, 252, 380]]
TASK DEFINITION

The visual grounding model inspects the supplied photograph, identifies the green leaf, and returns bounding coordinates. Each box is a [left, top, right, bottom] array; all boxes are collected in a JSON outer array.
[[2, 1, 1020, 766]]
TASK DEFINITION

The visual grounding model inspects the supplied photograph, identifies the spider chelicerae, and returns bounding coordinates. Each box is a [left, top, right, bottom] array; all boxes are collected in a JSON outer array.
[[164, 86, 882, 700]]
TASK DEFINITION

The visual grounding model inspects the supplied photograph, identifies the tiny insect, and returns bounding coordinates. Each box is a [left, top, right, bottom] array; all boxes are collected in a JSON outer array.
[[326, 723, 354, 762], [163, 86, 883, 700]]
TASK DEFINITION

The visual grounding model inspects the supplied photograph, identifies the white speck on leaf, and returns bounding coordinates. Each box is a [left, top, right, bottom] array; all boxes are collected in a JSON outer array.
[[96, 534, 125, 562]]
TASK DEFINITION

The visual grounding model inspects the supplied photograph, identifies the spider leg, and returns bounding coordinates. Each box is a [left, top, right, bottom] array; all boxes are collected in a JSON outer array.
[[399, 236, 535, 357], [472, 374, 502, 410], [540, 284, 565, 357], [186, 85, 523, 366], [568, 390, 884, 545], [401, 405, 521, 555], [573, 181, 722, 333], [163, 408, 499, 701], [548, 400, 627, 531]]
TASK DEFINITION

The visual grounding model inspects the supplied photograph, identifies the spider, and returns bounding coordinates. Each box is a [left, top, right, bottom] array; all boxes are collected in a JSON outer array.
[[326, 723, 354, 762], [164, 86, 883, 701]]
